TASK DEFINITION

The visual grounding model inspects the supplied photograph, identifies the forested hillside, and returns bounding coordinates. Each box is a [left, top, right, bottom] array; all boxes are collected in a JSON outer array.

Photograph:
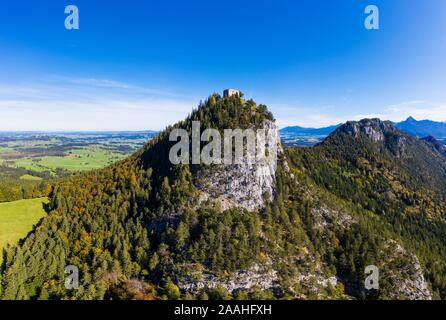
[[1, 95, 446, 300], [0, 166, 49, 202], [287, 119, 446, 298]]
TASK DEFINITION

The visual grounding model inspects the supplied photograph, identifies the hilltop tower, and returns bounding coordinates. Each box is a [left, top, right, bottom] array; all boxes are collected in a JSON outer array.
[[223, 89, 241, 98]]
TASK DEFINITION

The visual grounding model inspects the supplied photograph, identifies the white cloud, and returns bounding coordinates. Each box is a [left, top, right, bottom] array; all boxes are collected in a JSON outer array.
[[343, 101, 446, 123], [68, 78, 133, 89], [2, 77, 445, 131], [62, 77, 187, 98], [0, 78, 197, 131], [0, 99, 193, 131], [273, 104, 346, 128], [383, 101, 446, 122], [274, 100, 446, 129]]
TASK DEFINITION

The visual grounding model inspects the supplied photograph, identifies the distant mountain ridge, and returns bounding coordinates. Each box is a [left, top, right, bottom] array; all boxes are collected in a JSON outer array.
[[280, 117, 446, 140], [280, 124, 341, 136], [395, 117, 446, 138]]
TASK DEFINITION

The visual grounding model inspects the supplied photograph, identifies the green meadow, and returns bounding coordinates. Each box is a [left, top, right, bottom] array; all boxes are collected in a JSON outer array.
[[19, 174, 43, 181], [0, 198, 48, 255], [0, 133, 154, 179], [3, 146, 125, 174]]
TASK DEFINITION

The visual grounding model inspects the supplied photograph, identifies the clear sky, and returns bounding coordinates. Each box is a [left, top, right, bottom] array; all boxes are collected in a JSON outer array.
[[0, 0, 445, 130]]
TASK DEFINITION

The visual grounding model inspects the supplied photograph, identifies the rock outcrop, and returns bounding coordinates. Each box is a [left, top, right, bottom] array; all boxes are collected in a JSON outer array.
[[179, 264, 279, 293], [342, 119, 396, 143], [196, 119, 281, 211], [380, 241, 432, 300], [423, 135, 446, 158]]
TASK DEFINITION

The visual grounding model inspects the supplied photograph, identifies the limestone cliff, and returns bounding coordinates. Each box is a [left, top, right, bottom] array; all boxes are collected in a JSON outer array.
[[195, 119, 282, 211]]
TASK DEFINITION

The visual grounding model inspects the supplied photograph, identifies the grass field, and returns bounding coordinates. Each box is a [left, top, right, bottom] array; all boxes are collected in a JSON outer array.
[[19, 174, 43, 181], [0, 198, 48, 254], [2, 146, 125, 173], [0, 146, 14, 154], [0, 133, 153, 177]]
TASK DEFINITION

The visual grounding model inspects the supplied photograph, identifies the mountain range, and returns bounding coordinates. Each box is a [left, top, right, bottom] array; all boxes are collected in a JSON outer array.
[[280, 124, 341, 136], [1, 94, 446, 300], [281, 116, 446, 140]]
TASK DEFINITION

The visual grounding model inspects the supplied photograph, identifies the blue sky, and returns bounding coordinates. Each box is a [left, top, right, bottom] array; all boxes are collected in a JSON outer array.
[[0, 0, 445, 130]]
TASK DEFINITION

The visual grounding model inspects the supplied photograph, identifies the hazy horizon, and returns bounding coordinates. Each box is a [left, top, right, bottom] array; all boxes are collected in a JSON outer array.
[[0, 115, 443, 133]]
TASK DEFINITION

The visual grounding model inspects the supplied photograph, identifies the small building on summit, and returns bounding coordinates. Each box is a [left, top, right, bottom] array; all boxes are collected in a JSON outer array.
[[223, 89, 241, 98]]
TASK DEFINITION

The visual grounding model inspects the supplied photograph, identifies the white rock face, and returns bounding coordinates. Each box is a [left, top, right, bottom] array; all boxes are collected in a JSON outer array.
[[383, 242, 432, 300], [179, 264, 279, 293], [196, 120, 281, 211], [343, 119, 395, 143], [399, 256, 432, 300]]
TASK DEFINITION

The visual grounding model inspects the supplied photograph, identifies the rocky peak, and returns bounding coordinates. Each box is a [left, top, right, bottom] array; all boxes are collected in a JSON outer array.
[[339, 118, 397, 143]]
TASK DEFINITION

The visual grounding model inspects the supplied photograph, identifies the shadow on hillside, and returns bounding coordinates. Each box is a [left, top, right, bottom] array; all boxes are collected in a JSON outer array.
[[42, 201, 51, 214]]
